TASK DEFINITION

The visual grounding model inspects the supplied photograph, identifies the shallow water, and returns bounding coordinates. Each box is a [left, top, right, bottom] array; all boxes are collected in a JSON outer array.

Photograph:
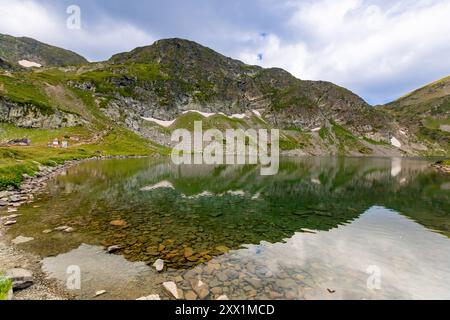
[[3, 157, 450, 299]]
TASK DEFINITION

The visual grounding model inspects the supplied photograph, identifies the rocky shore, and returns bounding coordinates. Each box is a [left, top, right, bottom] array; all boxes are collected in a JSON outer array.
[[432, 161, 450, 174], [0, 155, 152, 300]]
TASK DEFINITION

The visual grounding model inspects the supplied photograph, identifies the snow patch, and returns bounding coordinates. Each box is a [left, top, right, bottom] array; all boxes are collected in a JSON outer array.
[[390, 137, 402, 148], [391, 158, 402, 177], [182, 110, 223, 118], [227, 190, 246, 196], [140, 180, 174, 191], [311, 127, 322, 132], [252, 110, 262, 118], [141, 117, 175, 128], [143, 110, 267, 128], [230, 114, 247, 119], [18, 60, 42, 68], [182, 191, 214, 199]]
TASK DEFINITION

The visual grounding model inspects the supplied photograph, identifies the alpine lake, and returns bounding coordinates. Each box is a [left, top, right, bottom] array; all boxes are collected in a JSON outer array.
[[3, 157, 450, 300]]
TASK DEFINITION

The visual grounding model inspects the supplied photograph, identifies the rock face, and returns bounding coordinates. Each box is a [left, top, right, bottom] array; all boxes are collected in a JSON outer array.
[[0, 99, 86, 129], [5, 268, 34, 291]]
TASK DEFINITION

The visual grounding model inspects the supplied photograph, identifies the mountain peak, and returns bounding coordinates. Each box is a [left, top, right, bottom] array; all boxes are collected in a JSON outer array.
[[0, 33, 88, 67], [109, 38, 247, 69]]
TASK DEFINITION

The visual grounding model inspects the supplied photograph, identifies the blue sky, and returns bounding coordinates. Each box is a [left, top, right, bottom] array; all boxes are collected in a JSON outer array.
[[1, 0, 450, 104]]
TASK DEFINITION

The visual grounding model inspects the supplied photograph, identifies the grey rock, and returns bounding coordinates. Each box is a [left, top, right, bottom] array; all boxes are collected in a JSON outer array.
[[153, 259, 164, 272], [54, 226, 70, 231], [9, 195, 22, 202], [163, 281, 180, 299], [107, 245, 123, 253], [11, 236, 34, 245], [95, 290, 107, 297], [5, 268, 34, 291], [4, 220, 17, 226], [245, 277, 263, 289]]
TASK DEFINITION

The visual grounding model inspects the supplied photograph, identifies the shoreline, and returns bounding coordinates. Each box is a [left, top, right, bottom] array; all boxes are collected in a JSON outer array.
[[0, 155, 156, 300], [432, 163, 450, 174]]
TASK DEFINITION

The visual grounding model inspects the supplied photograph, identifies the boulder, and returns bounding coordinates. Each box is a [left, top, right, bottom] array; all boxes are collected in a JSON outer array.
[[106, 245, 123, 253], [9, 195, 22, 203], [184, 290, 198, 300], [163, 281, 180, 299], [5, 268, 33, 291], [95, 290, 107, 297], [192, 280, 210, 300], [11, 236, 34, 245], [153, 259, 164, 272]]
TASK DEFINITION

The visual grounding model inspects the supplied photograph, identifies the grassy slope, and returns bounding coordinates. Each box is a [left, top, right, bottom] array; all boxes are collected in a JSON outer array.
[[384, 76, 450, 153], [0, 66, 171, 190]]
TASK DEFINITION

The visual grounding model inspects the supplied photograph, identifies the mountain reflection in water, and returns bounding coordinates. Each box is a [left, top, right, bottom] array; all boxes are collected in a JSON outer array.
[[5, 157, 450, 299]]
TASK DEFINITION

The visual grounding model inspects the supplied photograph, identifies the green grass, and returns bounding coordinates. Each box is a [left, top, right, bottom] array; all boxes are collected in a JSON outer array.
[[319, 127, 333, 144], [332, 122, 373, 154], [0, 74, 53, 114], [437, 159, 450, 166], [423, 117, 450, 130], [0, 123, 92, 146], [363, 137, 389, 146], [170, 112, 247, 131], [0, 125, 168, 190], [0, 276, 12, 300]]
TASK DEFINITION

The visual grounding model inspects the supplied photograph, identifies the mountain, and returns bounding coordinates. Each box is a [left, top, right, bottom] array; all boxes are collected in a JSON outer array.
[[384, 76, 450, 153], [106, 38, 401, 155], [0, 36, 449, 165], [0, 33, 88, 67]]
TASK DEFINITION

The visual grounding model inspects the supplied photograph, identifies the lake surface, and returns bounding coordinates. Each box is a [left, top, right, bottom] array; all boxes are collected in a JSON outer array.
[[4, 157, 450, 299]]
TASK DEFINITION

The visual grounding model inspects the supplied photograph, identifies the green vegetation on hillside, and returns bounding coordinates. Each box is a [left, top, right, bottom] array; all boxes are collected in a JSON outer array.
[[0, 124, 168, 190], [0, 276, 12, 300]]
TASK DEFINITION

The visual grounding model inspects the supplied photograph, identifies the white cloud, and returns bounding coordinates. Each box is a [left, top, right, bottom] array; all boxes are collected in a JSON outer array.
[[237, 0, 450, 103], [1, 0, 450, 103], [0, 0, 154, 61]]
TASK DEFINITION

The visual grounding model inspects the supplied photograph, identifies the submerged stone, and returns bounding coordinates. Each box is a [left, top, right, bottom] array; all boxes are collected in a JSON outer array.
[[153, 259, 164, 272], [110, 220, 127, 227], [163, 281, 180, 299]]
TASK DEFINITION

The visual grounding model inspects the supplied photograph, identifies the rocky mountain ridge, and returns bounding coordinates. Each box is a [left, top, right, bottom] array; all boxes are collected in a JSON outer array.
[[0, 34, 88, 68], [0, 36, 449, 156]]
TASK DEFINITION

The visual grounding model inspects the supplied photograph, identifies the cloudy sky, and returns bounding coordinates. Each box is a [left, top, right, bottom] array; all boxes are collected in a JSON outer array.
[[1, 0, 450, 104]]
